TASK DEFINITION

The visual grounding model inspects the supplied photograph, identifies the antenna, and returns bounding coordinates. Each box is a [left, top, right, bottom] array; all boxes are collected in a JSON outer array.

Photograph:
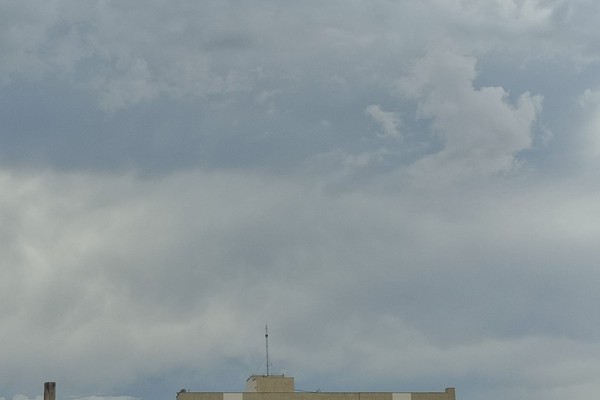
[[265, 324, 270, 376]]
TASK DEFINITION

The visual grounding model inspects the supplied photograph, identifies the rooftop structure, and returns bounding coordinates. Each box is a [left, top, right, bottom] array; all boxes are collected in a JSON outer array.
[[177, 374, 456, 400]]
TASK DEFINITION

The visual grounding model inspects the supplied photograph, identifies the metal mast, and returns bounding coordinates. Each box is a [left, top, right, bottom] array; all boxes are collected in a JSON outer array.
[[265, 324, 270, 376]]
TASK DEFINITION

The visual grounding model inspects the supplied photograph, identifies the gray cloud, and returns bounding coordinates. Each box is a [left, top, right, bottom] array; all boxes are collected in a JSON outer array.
[[0, 0, 563, 173], [2, 2, 600, 400], [2, 169, 600, 400]]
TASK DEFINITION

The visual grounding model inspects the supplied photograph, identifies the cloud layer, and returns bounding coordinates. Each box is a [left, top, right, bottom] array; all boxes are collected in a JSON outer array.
[[2, 2, 600, 400]]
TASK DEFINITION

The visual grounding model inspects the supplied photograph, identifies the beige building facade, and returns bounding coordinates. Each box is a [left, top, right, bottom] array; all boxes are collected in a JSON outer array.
[[177, 375, 455, 400]]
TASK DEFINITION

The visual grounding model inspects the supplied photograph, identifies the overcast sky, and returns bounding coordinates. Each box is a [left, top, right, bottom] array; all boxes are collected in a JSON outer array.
[[2, 1, 600, 400]]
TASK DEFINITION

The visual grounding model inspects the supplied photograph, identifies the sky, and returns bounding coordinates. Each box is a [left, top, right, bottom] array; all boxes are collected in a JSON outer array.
[[2, 1, 600, 400]]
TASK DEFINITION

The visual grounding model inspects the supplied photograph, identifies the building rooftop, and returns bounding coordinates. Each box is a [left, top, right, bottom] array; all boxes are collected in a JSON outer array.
[[176, 374, 456, 400]]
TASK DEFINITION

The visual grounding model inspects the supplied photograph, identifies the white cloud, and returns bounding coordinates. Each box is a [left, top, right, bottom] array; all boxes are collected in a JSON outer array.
[[395, 49, 542, 180], [11, 396, 42, 400], [577, 88, 600, 162], [365, 105, 402, 139]]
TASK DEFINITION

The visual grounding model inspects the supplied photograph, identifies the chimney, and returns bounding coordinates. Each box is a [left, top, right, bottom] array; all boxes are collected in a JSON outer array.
[[44, 382, 56, 400]]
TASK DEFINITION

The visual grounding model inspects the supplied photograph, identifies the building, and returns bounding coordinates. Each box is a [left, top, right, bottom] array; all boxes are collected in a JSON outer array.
[[177, 374, 456, 400]]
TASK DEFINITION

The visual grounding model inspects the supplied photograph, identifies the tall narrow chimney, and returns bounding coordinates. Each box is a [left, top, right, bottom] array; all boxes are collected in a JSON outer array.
[[44, 382, 56, 400]]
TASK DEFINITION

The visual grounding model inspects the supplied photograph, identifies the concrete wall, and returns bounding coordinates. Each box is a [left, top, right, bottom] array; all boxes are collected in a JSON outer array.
[[178, 389, 455, 400], [412, 388, 455, 400], [246, 376, 295, 393], [178, 392, 223, 400]]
